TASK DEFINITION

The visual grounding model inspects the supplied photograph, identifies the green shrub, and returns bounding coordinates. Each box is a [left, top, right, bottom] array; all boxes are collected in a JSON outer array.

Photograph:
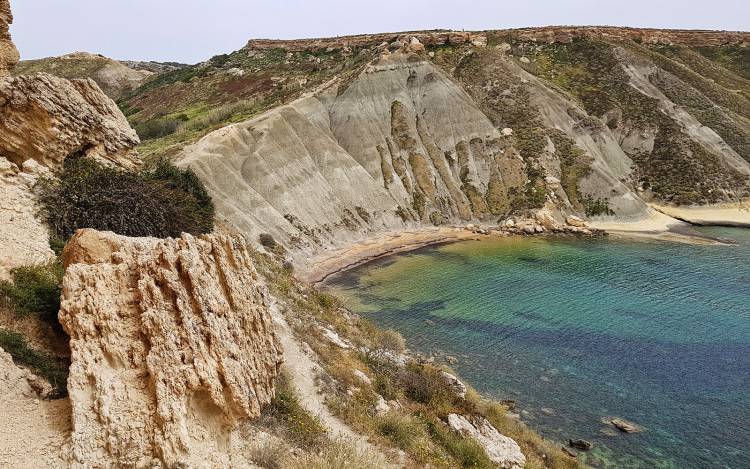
[[0, 261, 63, 322], [427, 418, 494, 468], [36, 157, 215, 240], [0, 329, 69, 397], [134, 116, 184, 140]]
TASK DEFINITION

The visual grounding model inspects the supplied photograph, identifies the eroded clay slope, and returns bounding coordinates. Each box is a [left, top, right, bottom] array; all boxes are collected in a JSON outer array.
[[60, 229, 283, 468], [177, 40, 642, 262]]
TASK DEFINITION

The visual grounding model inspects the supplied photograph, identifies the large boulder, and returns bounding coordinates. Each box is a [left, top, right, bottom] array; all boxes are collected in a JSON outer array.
[[59, 229, 284, 468], [0, 73, 139, 169], [0, 0, 19, 76]]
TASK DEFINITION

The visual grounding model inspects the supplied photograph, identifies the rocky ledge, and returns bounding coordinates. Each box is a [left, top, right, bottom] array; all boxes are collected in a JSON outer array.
[[245, 26, 748, 52]]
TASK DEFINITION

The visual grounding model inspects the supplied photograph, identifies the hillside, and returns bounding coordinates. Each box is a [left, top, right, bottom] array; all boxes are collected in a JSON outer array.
[[110, 27, 750, 264], [13, 52, 184, 98]]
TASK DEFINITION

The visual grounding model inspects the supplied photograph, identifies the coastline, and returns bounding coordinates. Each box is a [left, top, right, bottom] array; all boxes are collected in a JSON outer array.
[[302, 207, 747, 284], [650, 201, 750, 228], [300, 226, 483, 284]]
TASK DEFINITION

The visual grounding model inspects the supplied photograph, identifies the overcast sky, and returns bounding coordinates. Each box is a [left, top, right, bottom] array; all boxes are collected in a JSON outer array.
[[10, 0, 750, 64]]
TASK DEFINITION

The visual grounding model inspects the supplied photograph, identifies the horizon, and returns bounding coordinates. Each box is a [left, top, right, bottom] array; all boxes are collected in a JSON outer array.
[[10, 0, 750, 64]]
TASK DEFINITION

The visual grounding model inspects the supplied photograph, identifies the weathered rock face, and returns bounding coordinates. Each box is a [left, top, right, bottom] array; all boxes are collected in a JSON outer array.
[[0, 73, 140, 169], [0, 0, 19, 76], [447, 413, 526, 469], [0, 347, 70, 468], [0, 158, 55, 280], [59, 229, 283, 468]]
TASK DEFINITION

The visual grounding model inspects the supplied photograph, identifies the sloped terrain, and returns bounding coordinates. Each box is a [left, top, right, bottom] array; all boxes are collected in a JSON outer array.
[[14, 52, 157, 99], [112, 28, 749, 258]]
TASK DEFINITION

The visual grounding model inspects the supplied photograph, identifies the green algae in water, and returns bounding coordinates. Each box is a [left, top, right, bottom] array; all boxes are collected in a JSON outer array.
[[326, 228, 750, 468]]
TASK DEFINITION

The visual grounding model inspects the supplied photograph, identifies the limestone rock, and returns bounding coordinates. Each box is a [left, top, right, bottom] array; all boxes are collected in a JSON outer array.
[[0, 347, 70, 468], [0, 73, 139, 169], [0, 157, 55, 280], [566, 215, 587, 227], [440, 371, 467, 399], [447, 414, 526, 468], [59, 229, 283, 468], [0, 0, 19, 76]]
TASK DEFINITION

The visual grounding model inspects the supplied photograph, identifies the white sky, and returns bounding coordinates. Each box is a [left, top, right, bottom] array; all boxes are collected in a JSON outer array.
[[10, 0, 750, 64]]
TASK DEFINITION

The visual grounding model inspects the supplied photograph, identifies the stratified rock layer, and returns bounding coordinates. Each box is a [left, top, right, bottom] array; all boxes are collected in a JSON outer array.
[[0, 73, 139, 168], [0, 0, 19, 76], [60, 229, 283, 468]]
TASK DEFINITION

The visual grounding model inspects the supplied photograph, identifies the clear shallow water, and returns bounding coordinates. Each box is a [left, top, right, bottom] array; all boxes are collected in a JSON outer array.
[[325, 228, 750, 468]]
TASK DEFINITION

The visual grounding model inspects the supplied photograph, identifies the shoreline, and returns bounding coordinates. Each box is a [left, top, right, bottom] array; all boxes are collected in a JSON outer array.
[[300, 226, 483, 284], [301, 208, 748, 285]]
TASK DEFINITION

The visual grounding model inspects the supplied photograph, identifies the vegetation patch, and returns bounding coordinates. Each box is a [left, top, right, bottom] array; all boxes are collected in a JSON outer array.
[[37, 157, 215, 240], [0, 261, 63, 323]]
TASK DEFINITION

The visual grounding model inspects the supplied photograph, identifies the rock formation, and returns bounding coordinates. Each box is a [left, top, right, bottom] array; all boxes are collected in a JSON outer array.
[[0, 73, 140, 169], [0, 0, 19, 76], [447, 413, 526, 468], [59, 229, 283, 468], [0, 0, 140, 278]]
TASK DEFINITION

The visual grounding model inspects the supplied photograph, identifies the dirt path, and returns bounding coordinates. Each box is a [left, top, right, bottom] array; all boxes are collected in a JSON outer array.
[[270, 302, 395, 465]]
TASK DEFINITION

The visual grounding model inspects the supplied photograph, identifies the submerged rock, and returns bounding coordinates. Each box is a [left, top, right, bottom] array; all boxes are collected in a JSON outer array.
[[569, 439, 593, 450], [605, 416, 643, 433]]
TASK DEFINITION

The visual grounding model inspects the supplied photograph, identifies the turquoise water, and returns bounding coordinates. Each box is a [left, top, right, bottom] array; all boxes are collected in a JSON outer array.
[[325, 228, 750, 468]]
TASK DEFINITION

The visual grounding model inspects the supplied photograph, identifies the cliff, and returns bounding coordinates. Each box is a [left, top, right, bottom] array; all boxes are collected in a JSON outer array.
[[245, 26, 750, 52], [174, 32, 750, 264], [59, 229, 283, 467], [0, 0, 19, 76]]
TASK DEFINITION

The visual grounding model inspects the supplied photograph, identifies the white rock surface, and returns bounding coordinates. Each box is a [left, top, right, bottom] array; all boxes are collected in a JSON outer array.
[[447, 414, 526, 469]]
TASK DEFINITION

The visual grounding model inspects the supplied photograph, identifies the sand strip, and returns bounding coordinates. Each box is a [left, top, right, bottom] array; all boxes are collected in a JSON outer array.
[[300, 227, 481, 284]]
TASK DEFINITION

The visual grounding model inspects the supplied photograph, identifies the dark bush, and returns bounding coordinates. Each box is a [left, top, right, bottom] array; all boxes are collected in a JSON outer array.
[[259, 233, 286, 256], [36, 157, 215, 240], [134, 116, 183, 140]]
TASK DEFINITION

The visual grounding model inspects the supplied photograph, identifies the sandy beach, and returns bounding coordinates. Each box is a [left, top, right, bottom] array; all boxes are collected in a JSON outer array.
[[300, 226, 482, 284], [650, 201, 750, 227], [585, 208, 723, 244]]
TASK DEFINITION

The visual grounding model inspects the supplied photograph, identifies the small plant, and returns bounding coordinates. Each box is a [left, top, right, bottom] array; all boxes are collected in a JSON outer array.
[[378, 329, 406, 353], [259, 233, 286, 256], [265, 373, 327, 448], [0, 329, 69, 397]]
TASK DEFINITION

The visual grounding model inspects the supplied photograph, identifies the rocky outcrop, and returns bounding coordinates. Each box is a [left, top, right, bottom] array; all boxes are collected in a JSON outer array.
[[447, 413, 526, 468], [245, 27, 749, 52], [0, 73, 139, 169], [59, 229, 283, 468], [15, 52, 155, 99], [0, 0, 19, 76], [506, 26, 750, 46]]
